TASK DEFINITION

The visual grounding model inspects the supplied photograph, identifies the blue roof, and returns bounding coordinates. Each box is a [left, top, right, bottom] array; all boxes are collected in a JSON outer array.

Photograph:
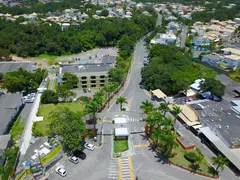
[[57, 76, 61, 83]]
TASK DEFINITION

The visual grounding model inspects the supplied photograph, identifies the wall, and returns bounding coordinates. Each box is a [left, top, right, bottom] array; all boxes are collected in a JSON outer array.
[[79, 74, 108, 89], [19, 93, 41, 155]]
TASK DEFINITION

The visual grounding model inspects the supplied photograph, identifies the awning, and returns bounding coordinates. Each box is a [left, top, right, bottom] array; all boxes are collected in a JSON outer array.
[[115, 128, 129, 137], [151, 89, 166, 99]]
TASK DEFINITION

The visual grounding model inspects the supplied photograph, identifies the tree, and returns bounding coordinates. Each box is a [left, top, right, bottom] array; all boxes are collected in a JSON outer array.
[[86, 100, 100, 137], [57, 85, 76, 102], [41, 90, 58, 104], [212, 155, 228, 173], [100, 9, 109, 17], [108, 68, 124, 84], [158, 102, 170, 117], [103, 84, 116, 108], [62, 73, 79, 89], [171, 106, 182, 124], [49, 108, 86, 152], [199, 78, 225, 98], [140, 100, 154, 114], [0, 48, 12, 61], [116, 96, 127, 110]]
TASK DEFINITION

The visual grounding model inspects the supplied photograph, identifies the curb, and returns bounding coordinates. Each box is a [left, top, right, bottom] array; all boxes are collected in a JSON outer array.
[[145, 133, 219, 179]]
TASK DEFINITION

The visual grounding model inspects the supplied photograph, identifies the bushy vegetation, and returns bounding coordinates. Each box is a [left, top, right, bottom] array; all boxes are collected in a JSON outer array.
[[0, 10, 156, 57], [2, 68, 46, 93], [184, 151, 200, 163], [41, 90, 59, 104], [141, 44, 217, 95]]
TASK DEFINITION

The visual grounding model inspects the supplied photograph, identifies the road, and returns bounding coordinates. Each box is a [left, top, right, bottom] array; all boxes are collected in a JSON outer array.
[[180, 26, 188, 48]]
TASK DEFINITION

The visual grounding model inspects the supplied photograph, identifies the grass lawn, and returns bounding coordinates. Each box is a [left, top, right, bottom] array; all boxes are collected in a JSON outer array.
[[193, 62, 219, 78], [169, 146, 215, 176], [228, 69, 240, 82], [114, 139, 129, 153], [35, 102, 85, 135], [10, 116, 25, 142], [40, 144, 62, 165]]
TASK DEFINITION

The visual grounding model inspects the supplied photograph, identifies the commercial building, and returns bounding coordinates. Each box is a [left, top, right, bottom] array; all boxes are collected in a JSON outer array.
[[150, 32, 177, 45], [59, 55, 115, 89]]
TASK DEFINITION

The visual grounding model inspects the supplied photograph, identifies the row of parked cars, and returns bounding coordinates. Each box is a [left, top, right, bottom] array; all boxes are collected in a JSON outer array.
[[55, 142, 95, 177], [22, 93, 36, 103]]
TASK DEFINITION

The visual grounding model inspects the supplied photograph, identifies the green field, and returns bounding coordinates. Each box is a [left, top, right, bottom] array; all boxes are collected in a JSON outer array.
[[34, 102, 85, 135], [169, 146, 216, 177], [114, 139, 129, 153], [193, 62, 219, 79]]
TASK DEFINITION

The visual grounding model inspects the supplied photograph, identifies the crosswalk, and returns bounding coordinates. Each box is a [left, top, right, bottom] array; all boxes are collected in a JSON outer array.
[[108, 159, 119, 179], [118, 157, 134, 180], [129, 127, 145, 134], [103, 116, 142, 123]]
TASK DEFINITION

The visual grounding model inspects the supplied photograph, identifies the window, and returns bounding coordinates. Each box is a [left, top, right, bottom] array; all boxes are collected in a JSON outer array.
[[100, 84, 105, 87], [81, 76, 87, 80], [91, 76, 96, 79], [91, 84, 96, 88], [82, 81, 87, 84], [100, 75, 105, 79], [82, 85, 87, 88], [100, 80, 105, 83], [91, 80, 96, 84]]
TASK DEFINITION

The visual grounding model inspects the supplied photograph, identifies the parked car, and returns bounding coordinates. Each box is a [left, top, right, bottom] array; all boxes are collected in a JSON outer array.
[[84, 143, 95, 151], [73, 150, 86, 160], [55, 166, 67, 177], [68, 156, 79, 164]]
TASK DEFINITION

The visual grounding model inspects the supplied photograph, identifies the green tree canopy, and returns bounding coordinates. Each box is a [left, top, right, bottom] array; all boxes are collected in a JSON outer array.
[[199, 78, 225, 98], [41, 90, 59, 104], [49, 107, 86, 152], [62, 72, 79, 89]]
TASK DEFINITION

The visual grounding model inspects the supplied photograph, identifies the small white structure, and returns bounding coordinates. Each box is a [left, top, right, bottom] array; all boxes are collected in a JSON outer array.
[[151, 32, 177, 45], [190, 79, 204, 91], [115, 128, 129, 139]]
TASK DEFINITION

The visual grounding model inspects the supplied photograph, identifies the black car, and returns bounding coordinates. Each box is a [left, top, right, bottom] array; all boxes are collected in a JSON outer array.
[[73, 150, 86, 160]]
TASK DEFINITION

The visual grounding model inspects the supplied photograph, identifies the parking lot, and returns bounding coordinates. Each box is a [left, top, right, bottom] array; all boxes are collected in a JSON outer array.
[[56, 48, 118, 63]]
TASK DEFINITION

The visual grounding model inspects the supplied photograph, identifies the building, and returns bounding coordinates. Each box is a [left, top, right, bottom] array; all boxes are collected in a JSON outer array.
[[192, 38, 210, 51], [201, 54, 222, 66], [115, 128, 129, 140], [0, 62, 36, 74], [151, 89, 167, 101], [0, 94, 23, 135], [150, 32, 177, 45]]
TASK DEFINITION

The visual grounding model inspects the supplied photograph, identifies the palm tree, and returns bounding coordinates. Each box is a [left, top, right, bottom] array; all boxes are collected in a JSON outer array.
[[212, 155, 228, 173], [140, 100, 154, 114], [159, 102, 170, 116], [144, 110, 160, 135], [171, 106, 182, 124], [103, 84, 115, 108], [116, 96, 127, 110], [93, 91, 104, 107], [158, 131, 178, 157], [86, 101, 100, 137], [160, 117, 174, 131]]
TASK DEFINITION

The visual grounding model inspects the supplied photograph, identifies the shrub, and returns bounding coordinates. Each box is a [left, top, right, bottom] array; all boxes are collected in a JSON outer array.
[[184, 152, 199, 163], [77, 96, 89, 102]]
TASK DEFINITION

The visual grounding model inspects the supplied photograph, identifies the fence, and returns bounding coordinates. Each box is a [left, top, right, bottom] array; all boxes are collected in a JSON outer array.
[[192, 59, 228, 75]]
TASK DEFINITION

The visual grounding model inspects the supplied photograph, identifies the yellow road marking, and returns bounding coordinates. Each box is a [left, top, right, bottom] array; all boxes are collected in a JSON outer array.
[[118, 159, 122, 180], [133, 144, 149, 148], [102, 120, 112, 123], [128, 157, 134, 180]]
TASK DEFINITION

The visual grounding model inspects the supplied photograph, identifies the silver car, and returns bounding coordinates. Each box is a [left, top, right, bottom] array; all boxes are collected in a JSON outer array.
[[68, 156, 79, 164], [55, 165, 67, 177]]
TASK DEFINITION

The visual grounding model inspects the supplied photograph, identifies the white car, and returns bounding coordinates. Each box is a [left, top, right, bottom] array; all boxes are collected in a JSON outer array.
[[84, 143, 95, 151], [68, 156, 79, 164], [55, 166, 67, 177]]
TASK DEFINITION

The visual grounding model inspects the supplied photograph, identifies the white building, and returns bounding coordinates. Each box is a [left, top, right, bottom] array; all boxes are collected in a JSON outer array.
[[151, 32, 177, 45]]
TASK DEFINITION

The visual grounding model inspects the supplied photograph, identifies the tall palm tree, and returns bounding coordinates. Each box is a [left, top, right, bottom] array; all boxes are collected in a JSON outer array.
[[160, 117, 174, 131], [116, 96, 127, 110], [86, 101, 100, 137], [171, 106, 182, 124], [103, 84, 115, 108], [159, 102, 170, 117], [140, 100, 154, 114], [144, 110, 160, 135], [212, 155, 228, 172], [93, 91, 104, 107]]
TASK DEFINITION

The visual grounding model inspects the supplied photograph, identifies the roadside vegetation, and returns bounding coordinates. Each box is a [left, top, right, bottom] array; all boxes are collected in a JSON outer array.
[[228, 68, 240, 82], [40, 144, 62, 165], [114, 139, 129, 153], [141, 44, 219, 95], [9, 116, 25, 142]]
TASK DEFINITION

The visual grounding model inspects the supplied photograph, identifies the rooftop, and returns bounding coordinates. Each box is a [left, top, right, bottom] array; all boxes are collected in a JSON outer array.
[[115, 128, 129, 137], [60, 63, 113, 75], [225, 54, 240, 61], [0, 94, 22, 109], [202, 54, 222, 61], [0, 134, 11, 150], [0, 62, 36, 74], [222, 47, 240, 56], [190, 100, 240, 147], [151, 89, 166, 99], [0, 109, 17, 135]]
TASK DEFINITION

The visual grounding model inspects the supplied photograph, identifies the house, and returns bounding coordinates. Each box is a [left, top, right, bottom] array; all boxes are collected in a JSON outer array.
[[167, 22, 180, 32], [0, 134, 12, 165], [201, 54, 222, 65], [224, 55, 240, 67], [151, 89, 167, 101], [190, 79, 204, 92], [193, 38, 210, 51], [150, 32, 177, 45]]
